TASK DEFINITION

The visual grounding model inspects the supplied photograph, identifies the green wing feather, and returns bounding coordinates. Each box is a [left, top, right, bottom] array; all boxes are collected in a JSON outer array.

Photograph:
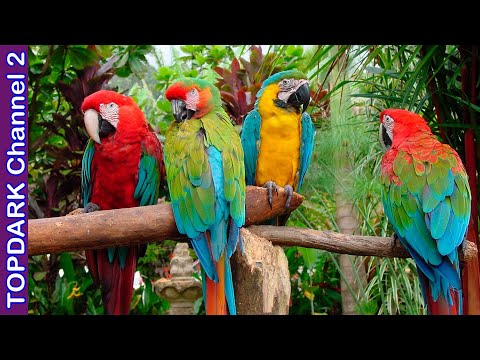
[[134, 152, 161, 206], [164, 108, 246, 235], [202, 110, 246, 227], [81, 139, 95, 206], [164, 119, 216, 238]]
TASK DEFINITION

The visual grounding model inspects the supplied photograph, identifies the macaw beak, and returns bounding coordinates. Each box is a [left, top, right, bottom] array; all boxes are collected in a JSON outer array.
[[84, 109, 116, 144], [171, 99, 195, 123], [84, 109, 102, 144], [379, 123, 392, 150], [287, 80, 310, 113]]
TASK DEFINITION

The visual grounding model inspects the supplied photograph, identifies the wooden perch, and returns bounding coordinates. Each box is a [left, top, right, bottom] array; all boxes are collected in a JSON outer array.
[[247, 226, 477, 262], [28, 185, 478, 262], [28, 186, 303, 255]]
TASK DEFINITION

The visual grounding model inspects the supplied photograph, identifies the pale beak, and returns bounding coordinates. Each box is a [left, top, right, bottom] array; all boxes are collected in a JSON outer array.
[[84, 109, 101, 144]]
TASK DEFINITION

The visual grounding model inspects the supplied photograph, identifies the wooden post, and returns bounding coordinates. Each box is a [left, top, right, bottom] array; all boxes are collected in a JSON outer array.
[[232, 228, 291, 315]]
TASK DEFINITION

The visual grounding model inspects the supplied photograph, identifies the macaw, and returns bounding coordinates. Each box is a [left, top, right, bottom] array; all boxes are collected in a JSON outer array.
[[379, 109, 471, 315], [241, 70, 315, 225], [81, 90, 164, 315], [164, 78, 246, 315]]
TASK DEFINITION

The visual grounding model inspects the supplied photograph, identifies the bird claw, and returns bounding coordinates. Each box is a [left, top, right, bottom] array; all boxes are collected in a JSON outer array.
[[284, 185, 294, 210], [391, 233, 399, 250], [262, 181, 279, 209], [84, 202, 101, 213]]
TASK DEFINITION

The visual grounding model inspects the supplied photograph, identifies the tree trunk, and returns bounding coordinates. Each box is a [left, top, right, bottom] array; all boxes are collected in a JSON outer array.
[[336, 181, 367, 315], [331, 45, 367, 315], [459, 45, 480, 314]]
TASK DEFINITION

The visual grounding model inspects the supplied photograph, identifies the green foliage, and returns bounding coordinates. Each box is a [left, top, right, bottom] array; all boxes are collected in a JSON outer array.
[[347, 45, 479, 157], [286, 246, 341, 315], [28, 253, 103, 315]]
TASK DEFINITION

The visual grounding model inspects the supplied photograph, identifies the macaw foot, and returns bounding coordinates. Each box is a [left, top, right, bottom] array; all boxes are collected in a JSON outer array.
[[84, 202, 101, 213], [262, 181, 279, 209], [391, 233, 399, 250], [460, 236, 468, 268], [284, 185, 294, 210]]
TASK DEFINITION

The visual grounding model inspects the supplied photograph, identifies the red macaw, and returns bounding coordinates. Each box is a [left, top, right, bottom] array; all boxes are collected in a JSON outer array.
[[81, 90, 164, 315], [379, 109, 471, 315]]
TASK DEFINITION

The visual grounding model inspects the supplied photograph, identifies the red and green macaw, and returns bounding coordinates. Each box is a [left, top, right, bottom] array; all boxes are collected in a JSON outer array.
[[164, 78, 246, 315], [379, 109, 470, 315], [81, 90, 164, 315], [241, 70, 315, 224]]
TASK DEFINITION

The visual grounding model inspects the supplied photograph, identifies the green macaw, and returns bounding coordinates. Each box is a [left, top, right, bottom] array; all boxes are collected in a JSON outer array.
[[164, 78, 246, 315]]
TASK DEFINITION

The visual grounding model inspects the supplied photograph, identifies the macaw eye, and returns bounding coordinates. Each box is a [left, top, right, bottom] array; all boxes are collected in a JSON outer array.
[[383, 115, 394, 125], [281, 79, 294, 88], [108, 103, 115, 108], [190, 89, 197, 95]]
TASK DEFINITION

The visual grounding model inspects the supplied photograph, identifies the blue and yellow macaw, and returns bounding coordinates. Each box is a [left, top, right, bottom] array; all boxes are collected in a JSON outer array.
[[241, 70, 315, 224], [164, 78, 246, 315]]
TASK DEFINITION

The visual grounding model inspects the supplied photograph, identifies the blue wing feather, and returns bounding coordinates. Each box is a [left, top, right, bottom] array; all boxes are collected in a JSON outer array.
[[192, 233, 218, 282], [207, 146, 230, 262], [297, 112, 315, 193], [224, 258, 236, 315], [241, 109, 261, 186]]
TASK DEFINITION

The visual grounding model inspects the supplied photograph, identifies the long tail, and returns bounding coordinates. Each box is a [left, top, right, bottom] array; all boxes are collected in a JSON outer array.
[[204, 254, 237, 315], [205, 255, 227, 315], [86, 246, 137, 315], [398, 236, 462, 315], [193, 230, 237, 315]]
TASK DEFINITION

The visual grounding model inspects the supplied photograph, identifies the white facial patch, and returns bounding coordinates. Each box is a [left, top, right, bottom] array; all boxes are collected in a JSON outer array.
[[277, 78, 308, 103], [99, 102, 119, 128], [185, 88, 199, 111], [277, 78, 296, 102], [383, 114, 394, 139]]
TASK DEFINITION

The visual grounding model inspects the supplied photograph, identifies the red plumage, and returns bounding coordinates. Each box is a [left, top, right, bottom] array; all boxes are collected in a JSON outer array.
[[164, 81, 213, 118], [421, 274, 459, 315], [164, 82, 188, 101], [81, 90, 164, 315]]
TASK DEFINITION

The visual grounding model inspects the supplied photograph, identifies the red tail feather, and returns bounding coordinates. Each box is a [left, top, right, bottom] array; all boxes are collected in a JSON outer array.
[[204, 230, 228, 315], [424, 285, 459, 315], [86, 247, 137, 315], [205, 255, 228, 315]]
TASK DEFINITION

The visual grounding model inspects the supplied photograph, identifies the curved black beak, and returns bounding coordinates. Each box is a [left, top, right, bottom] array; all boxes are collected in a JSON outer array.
[[287, 82, 310, 113], [171, 99, 195, 123]]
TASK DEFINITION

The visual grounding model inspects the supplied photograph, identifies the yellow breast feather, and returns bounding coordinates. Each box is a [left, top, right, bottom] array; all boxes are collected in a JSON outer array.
[[255, 84, 302, 188]]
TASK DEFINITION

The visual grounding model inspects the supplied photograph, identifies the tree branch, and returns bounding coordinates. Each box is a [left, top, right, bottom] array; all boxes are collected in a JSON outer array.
[[247, 225, 476, 262], [27, 186, 477, 262], [28, 186, 303, 255]]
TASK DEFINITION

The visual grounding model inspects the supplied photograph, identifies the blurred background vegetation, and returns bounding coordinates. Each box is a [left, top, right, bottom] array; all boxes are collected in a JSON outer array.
[[28, 45, 479, 315]]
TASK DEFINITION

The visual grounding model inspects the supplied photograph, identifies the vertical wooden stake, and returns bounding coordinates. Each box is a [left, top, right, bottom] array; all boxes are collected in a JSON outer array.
[[231, 228, 291, 315]]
